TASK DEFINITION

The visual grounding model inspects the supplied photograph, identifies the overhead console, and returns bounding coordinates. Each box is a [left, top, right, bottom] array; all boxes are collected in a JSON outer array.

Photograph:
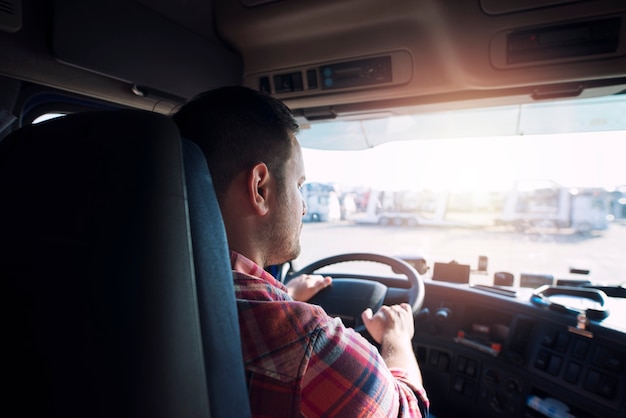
[[215, 0, 626, 112], [252, 52, 412, 99]]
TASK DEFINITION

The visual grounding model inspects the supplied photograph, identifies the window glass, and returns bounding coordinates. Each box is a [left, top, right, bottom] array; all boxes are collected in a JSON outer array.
[[296, 96, 626, 288], [32, 113, 65, 124]]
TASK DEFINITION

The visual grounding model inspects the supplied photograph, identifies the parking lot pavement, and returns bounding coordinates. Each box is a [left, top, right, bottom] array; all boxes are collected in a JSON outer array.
[[296, 221, 626, 287]]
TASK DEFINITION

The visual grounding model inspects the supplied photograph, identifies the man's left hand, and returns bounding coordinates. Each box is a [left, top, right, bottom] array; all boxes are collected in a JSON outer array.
[[286, 274, 332, 302]]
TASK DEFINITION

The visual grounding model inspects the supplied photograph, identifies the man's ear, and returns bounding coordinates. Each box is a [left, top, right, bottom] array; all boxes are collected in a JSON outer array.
[[248, 163, 271, 216]]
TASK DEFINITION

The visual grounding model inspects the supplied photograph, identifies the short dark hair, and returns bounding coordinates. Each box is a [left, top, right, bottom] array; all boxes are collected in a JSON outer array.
[[172, 86, 300, 199]]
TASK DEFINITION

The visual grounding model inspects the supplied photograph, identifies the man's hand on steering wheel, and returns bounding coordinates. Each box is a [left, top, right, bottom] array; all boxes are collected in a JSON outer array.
[[287, 274, 333, 302], [361, 303, 415, 344]]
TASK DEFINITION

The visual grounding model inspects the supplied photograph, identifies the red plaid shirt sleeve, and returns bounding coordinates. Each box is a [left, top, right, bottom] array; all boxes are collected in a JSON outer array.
[[232, 251, 429, 417]]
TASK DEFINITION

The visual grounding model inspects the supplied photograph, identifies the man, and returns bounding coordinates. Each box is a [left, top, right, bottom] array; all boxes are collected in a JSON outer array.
[[173, 86, 429, 417]]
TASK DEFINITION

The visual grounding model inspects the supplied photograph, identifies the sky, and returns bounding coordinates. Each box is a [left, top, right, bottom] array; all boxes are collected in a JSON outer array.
[[301, 130, 626, 193]]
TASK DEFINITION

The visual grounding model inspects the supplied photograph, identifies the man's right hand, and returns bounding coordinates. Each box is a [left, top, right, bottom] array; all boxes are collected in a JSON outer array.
[[361, 303, 423, 387], [361, 303, 415, 345]]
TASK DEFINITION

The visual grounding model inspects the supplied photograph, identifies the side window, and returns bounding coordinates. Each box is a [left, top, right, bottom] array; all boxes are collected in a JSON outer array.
[[18, 90, 122, 127], [32, 113, 65, 124]]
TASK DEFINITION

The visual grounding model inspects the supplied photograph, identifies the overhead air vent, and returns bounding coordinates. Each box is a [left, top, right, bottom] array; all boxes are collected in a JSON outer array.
[[240, 0, 280, 6], [0, 0, 21, 33], [491, 16, 625, 69], [481, 0, 581, 16], [507, 17, 621, 64]]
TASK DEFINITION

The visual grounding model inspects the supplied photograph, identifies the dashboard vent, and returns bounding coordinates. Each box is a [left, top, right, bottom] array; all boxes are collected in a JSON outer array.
[[507, 17, 621, 64], [0, 0, 21, 33]]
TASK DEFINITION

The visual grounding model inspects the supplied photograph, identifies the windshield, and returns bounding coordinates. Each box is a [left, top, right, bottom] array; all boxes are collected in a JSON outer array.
[[294, 95, 626, 288]]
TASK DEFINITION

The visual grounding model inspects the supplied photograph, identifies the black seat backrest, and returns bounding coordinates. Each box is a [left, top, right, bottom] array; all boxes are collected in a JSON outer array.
[[0, 110, 250, 418]]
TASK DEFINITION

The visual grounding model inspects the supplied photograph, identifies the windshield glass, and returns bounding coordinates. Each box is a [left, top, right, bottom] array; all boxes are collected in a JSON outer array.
[[294, 95, 626, 289]]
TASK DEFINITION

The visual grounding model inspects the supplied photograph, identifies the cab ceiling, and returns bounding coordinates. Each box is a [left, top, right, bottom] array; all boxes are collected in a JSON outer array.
[[214, 0, 626, 115], [1, 0, 625, 115]]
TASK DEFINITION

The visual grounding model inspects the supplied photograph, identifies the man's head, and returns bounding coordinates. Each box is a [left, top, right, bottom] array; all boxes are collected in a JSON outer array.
[[172, 86, 307, 267], [173, 86, 300, 199]]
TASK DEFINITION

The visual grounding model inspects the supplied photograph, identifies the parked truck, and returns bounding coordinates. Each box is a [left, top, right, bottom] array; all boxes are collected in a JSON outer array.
[[355, 189, 452, 226], [301, 182, 341, 223], [497, 180, 609, 233]]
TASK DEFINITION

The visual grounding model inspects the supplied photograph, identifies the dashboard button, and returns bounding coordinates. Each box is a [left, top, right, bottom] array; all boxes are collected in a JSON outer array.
[[598, 375, 618, 399], [541, 331, 557, 348], [584, 369, 601, 393], [454, 376, 465, 393], [457, 356, 467, 373], [606, 352, 623, 372], [547, 355, 563, 375], [504, 377, 520, 393], [438, 352, 450, 372], [554, 332, 570, 353], [535, 350, 550, 370], [572, 339, 589, 360], [592, 346, 610, 368], [466, 359, 477, 377], [564, 362, 581, 384]]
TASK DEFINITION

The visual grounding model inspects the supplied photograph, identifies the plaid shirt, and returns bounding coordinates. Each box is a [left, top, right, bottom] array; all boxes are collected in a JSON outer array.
[[231, 251, 429, 417]]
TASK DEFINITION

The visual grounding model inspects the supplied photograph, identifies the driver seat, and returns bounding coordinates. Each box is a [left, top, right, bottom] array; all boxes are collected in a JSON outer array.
[[0, 110, 251, 418]]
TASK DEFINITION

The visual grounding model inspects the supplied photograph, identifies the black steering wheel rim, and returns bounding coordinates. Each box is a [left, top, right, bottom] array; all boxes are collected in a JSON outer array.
[[290, 253, 425, 330]]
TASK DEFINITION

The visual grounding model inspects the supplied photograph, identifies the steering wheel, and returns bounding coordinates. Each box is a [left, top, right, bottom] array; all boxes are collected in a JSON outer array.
[[288, 253, 425, 333]]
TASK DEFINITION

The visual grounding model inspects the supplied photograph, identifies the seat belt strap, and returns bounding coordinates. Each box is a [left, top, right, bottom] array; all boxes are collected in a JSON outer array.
[[0, 108, 17, 141]]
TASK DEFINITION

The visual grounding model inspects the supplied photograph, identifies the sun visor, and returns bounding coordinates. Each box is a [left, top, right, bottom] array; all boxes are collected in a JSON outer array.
[[52, 0, 242, 101], [297, 93, 626, 150]]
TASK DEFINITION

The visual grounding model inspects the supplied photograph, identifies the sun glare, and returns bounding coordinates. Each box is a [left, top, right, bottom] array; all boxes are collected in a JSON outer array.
[[302, 131, 625, 193]]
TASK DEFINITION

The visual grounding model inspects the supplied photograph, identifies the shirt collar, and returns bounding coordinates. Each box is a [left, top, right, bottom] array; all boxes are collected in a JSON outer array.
[[230, 250, 287, 290]]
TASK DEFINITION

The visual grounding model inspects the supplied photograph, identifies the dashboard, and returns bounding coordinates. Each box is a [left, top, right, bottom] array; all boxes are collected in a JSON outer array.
[[414, 281, 626, 418]]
